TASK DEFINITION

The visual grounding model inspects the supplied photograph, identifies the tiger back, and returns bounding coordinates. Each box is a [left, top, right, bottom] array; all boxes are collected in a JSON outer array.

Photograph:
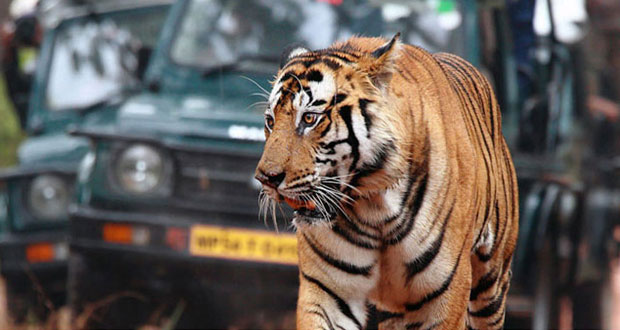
[[255, 34, 518, 330]]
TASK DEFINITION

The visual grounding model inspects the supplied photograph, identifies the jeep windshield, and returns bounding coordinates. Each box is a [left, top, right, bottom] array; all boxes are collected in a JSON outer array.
[[170, 0, 467, 72], [45, 6, 169, 111]]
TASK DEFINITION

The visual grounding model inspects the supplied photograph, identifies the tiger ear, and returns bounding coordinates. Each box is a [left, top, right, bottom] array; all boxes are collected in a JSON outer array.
[[280, 43, 310, 68], [360, 33, 401, 90]]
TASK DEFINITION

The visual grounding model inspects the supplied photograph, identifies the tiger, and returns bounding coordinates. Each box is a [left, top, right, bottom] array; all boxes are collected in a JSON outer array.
[[254, 33, 519, 330]]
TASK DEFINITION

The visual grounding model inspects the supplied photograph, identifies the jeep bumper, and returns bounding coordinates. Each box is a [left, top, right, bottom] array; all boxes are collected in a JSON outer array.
[[0, 230, 68, 275]]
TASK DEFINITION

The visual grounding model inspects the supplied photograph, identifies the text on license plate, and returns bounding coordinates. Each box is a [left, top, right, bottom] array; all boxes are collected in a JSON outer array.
[[189, 225, 298, 265]]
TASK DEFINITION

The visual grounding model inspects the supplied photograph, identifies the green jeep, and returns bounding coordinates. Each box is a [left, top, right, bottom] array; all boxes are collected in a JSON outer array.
[[0, 0, 170, 321], [68, 0, 475, 328]]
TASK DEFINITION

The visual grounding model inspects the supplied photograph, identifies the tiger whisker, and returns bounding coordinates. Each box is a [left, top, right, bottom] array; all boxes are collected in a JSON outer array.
[[315, 184, 348, 202], [258, 190, 270, 227], [300, 192, 330, 222], [321, 172, 356, 179], [245, 101, 269, 112], [320, 177, 361, 195], [240, 75, 271, 96], [271, 199, 279, 233], [315, 193, 332, 221], [320, 185, 353, 210], [316, 185, 354, 204], [319, 180, 355, 201], [290, 73, 304, 89], [313, 187, 342, 212], [324, 181, 360, 202], [276, 200, 287, 223], [310, 193, 332, 222], [248, 101, 268, 107], [314, 190, 339, 215], [320, 175, 355, 185], [315, 188, 351, 221], [283, 87, 297, 96], [258, 191, 264, 224], [249, 92, 270, 100], [290, 74, 311, 102]]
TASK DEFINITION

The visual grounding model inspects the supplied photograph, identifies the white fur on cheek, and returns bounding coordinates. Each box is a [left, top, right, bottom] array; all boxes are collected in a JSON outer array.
[[269, 81, 283, 110]]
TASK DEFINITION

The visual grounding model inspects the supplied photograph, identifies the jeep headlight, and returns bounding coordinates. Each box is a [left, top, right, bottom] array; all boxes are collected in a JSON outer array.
[[28, 175, 70, 221], [115, 144, 169, 195]]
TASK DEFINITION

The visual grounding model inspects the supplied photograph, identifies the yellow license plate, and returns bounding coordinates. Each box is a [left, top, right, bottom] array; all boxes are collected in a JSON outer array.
[[189, 225, 298, 265]]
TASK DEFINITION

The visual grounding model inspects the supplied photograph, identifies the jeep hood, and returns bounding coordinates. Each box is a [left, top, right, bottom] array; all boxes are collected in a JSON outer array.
[[18, 134, 90, 168], [116, 93, 266, 144], [17, 100, 121, 168]]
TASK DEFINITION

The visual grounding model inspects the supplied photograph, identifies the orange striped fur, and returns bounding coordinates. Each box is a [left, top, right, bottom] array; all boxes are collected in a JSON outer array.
[[255, 35, 518, 330]]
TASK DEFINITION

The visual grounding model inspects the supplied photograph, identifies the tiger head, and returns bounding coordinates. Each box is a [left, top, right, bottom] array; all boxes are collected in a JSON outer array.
[[255, 34, 408, 223]]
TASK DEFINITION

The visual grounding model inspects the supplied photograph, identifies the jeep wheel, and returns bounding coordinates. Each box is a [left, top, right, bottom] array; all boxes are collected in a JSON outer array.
[[572, 276, 613, 329], [532, 239, 560, 330]]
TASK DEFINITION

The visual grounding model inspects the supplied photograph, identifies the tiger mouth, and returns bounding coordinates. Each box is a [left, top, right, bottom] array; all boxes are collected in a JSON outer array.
[[283, 196, 315, 210], [294, 207, 335, 222], [282, 196, 335, 221]]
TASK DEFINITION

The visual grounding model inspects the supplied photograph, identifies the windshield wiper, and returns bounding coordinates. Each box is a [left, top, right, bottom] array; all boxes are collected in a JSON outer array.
[[200, 55, 279, 78]]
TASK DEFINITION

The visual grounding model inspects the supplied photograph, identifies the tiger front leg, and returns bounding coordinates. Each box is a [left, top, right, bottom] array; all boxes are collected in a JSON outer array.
[[296, 272, 368, 330], [295, 226, 379, 330]]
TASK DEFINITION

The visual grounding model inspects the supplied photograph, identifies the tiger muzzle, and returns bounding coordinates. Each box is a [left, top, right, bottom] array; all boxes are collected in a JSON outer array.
[[255, 170, 286, 189]]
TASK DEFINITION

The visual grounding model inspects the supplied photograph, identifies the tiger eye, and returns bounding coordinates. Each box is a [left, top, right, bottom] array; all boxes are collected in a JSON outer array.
[[303, 113, 317, 125]]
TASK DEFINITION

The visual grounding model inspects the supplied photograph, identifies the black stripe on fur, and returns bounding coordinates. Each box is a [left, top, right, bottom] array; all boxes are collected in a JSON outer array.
[[303, 234, 374, 276], [302, 272, 362, 329]]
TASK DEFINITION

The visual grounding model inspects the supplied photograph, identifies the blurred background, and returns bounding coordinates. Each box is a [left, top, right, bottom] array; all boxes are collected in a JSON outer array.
[[0, 0, 618, 329]]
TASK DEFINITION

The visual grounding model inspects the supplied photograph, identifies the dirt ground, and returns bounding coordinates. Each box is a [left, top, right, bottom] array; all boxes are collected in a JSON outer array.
[[0, 268, 618, 330], [0, 277, 69, 330]]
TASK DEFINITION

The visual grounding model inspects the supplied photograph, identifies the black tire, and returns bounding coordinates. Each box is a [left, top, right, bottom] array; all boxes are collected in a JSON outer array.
[[572, 278, 613, 330], [532, 239, 560, 330]]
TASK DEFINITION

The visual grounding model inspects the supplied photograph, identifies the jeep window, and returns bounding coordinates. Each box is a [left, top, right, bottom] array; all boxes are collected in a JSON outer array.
[[170, 0, 466, 70], [46, 8, 168, 111]]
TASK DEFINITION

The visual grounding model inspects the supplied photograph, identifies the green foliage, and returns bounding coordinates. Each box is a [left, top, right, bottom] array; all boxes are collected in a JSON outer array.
[[0, 77, 24, 168]]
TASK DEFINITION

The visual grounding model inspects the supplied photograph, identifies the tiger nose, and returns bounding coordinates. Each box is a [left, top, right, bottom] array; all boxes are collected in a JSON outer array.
[[255, 170, 286, 189]]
